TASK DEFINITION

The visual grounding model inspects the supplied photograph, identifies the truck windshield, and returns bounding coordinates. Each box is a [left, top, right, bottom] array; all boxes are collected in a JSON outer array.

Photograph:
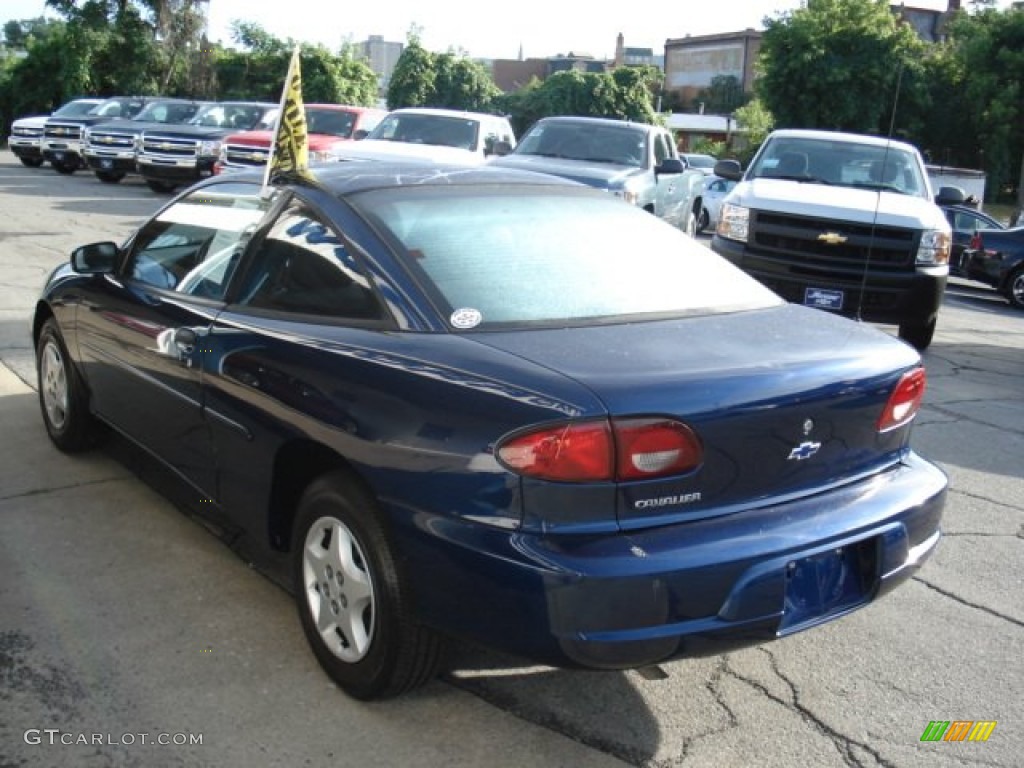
[[515, 122, 646, 167], [749, 137, 927, 198]]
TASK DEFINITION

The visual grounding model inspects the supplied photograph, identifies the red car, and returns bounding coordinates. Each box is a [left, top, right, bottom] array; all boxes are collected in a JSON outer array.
[[216, 104, 386, 173]]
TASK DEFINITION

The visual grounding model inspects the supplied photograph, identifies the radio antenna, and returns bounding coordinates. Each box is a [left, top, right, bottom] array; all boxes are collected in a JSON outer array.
[[855, 52, 905, 323]]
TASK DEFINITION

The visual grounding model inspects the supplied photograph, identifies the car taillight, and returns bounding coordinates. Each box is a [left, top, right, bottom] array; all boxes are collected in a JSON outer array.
[[496, 418, 703, 482], [877, 368, 926, 433]]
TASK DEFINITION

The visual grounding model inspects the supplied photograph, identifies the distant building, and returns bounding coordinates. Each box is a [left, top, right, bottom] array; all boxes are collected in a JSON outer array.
[[663, 29, 761, 107], [358, 35, 404, 94], [893, 1, 961, 43], [491, 58, 550, 92], [614, 33, 659, 69]]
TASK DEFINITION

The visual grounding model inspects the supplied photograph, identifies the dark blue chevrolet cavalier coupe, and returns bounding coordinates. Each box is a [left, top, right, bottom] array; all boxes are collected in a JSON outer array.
[[33, 163, 947, 699]]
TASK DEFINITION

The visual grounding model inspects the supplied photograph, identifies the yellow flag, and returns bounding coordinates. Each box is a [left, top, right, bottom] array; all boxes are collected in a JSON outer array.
[[266, 46, 311, 183]]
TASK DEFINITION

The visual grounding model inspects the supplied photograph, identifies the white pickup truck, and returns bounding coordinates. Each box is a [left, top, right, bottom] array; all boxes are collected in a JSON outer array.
[[711, 129, 951, 349]]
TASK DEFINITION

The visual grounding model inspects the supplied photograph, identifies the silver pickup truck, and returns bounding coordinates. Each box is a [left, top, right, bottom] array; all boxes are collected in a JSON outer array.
[[490, 116, 706, 234]]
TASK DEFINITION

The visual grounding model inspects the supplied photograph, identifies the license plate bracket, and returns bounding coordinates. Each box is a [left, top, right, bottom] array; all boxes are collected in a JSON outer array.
[[780, 538, 877, 632]]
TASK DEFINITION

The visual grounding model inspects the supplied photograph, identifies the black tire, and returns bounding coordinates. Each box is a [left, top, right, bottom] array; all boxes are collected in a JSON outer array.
[[51, 160, 77, 175], [292, 471, 444, 700], [36, 318, 102, 452], [20, 157, 45, 168], [684, 209, 698, 238], [95, 170, 125, 184], [1004, 266, 1024, 310], [697, 206, 710, 233], [898, 317, 937, 351], [146, 179, 178, 194]]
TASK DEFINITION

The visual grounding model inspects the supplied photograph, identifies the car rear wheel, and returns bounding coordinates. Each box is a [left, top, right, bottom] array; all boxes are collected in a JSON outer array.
[[1005, 266, 1024, 309], [51, 160, 77, 175], [292, 471, 444, 700], [20, 157, 45, 168], [898, 318, 936, 350], [36, 318, 102, 452], [146, 179, 178, 194], [95, 170, 125, 184]]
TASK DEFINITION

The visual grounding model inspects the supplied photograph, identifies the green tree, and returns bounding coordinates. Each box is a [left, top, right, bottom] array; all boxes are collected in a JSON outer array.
[[944, 6, 1024, 207], [694, 74, 748, 115], [756, 0, 924, 134], [386, 40, 437, 109], [730, 97, 775, 164]]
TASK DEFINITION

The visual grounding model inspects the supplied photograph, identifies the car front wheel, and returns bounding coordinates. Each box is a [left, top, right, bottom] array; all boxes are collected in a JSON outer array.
[[20, 157, 45, 168], [292, 471, 444, 700], [36, 318, 102, 452], [697, 207, 710, 233], [146, 179, 178, 194], [1005, 266, 1024, 310]]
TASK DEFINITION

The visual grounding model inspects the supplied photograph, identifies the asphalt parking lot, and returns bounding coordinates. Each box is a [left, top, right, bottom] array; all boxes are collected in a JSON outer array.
[[0, 153, 1021, 767]]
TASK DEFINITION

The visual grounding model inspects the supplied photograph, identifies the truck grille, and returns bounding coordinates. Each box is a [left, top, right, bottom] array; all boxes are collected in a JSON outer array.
[[140, 134, 197, 159], [44, 122, 83, 141], [223, 143, 270, 167], [86, 130, 136, 151], [752, 211, 918, 272], [13, 126, 44, 138]]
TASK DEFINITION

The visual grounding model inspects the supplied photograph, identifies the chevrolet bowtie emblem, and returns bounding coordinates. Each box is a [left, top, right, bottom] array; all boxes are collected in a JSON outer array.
[[788, 441, 822, 461], [159, 142, 173, 150], [101, 136, 114, 143], [817, 232, 847, 245]]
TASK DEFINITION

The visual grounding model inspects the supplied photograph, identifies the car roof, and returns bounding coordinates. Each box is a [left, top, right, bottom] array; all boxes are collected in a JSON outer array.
[[768, 128, 920, 154], [386, 107, 508, 121], [202, 161, 587, 197], [532, 115, 647, 130]]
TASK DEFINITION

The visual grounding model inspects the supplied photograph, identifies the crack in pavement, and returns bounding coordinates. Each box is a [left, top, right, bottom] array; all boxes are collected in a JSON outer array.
[[947, 486, 1024, 513], [0, 475, 130, 503], [657, 657, 740, 767], [912, 577, 1024, 629], [721, 649, 899, 768], [921, 404, 1024, 438]]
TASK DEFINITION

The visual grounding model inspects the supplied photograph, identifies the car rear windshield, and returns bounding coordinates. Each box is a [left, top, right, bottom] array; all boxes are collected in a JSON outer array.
[[355, 185, 781, 329]]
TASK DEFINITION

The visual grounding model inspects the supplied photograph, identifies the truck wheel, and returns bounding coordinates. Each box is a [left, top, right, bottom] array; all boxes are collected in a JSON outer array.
[[20, 157, 45, 168], [95, 170, 125, 184], [684, 210, 697, 238], [898, 318, 936, 350], [1004, 266, 1024, 310], [697, 207, 710, 233], [146, 179, 178, 194], [293, 471, 444, 700], [51, 160, 77, 175]]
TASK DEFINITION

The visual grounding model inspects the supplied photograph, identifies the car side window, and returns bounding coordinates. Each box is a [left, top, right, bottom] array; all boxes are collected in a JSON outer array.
[[235, 201, 384, 321], [124, 183, 268, 299]]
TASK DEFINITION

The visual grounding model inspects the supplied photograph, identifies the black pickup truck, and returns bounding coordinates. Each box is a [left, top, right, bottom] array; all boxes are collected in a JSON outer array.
[[42, 96, 150, 174], [82, 99, 208, 183], [136, 102, 278, 193]]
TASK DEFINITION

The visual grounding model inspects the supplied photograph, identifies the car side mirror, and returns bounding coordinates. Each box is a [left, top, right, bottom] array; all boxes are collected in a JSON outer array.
[[713, 159, 743, 181], [353, 129, 369, 141], [71, 241, 118, 274], [658, 158, 685, 174]]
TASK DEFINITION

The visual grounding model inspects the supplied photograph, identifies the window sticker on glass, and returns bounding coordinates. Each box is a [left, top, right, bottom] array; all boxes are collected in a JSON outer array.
[[450, 308, 482, 329]]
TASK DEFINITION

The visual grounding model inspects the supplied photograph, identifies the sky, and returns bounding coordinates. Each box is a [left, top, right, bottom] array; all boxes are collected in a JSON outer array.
[[2, 0, 976, 61]]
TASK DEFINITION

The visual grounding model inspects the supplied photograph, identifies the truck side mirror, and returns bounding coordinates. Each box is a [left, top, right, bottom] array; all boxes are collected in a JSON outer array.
[[934, 185, 966, 206], [489, 140, 513, 157], [714, 159, 743, 181], [658, 158, 685, 174]]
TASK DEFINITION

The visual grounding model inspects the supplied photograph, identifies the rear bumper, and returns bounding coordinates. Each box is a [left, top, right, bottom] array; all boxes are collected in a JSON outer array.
[[397, 451, 946, 669], [712, 235, 946, 327]]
